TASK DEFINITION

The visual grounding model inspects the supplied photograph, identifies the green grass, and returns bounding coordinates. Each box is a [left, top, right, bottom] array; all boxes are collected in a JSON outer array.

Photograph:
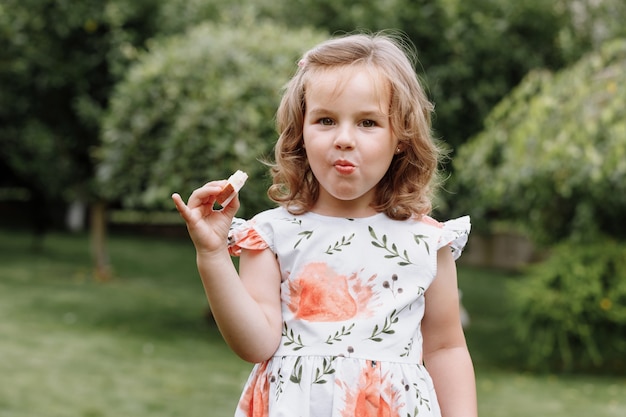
[[0, 230, 252, 417], [1, 229, 625, 417]]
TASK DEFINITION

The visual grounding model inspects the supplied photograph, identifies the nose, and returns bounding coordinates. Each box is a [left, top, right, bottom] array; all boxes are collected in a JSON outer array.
[[334, 125, 355, 150]]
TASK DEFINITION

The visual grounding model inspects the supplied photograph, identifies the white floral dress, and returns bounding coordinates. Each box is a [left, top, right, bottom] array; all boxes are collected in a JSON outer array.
[[227, 207, 470, 417]]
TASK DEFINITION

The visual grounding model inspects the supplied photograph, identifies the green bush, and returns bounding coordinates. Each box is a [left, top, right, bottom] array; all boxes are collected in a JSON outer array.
[[451, 39, 626, 244], [97, 22, 326, 217], [0, 0, 162, 203], [508, 238, 626, 373]]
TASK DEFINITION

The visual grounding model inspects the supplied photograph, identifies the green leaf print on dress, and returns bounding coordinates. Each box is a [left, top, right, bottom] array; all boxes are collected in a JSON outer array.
[[325, 323, 356, 344], [289, 357, 304, 384], [294, 230, 313, 249], [400, 338, 414, 358], [368, 226, 414, 266], [324, 233, 355, 254], [412, 233, 430, 254], [282, 321, 306, 350], [368, 308, 404, 342], [312, 357, 337, 384], [285, 217, 314, 249]]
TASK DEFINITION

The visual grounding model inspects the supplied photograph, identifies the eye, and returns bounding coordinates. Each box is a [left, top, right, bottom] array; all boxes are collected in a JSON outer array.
[[319, 117, 334, 126], [360, 119, 377, 128]]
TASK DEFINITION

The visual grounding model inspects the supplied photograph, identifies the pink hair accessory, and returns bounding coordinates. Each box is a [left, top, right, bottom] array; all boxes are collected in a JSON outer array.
[[298, 59, 306, 68]]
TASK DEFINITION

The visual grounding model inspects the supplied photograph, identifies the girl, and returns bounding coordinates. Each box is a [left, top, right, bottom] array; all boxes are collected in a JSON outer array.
[[172, 32, 477, 417]]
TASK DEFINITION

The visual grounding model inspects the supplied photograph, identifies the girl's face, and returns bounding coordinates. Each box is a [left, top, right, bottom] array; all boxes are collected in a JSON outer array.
[[303, 66, 399, 217]]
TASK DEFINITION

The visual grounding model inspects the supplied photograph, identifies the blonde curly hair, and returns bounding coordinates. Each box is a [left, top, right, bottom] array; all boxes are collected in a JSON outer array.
[[268, 31, 443, 220]]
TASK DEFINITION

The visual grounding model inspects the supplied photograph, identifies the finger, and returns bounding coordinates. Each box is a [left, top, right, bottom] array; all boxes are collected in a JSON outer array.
[[187, 182, 227, 209], [220, 192, 241, 217], [171, 193, 191, 221]]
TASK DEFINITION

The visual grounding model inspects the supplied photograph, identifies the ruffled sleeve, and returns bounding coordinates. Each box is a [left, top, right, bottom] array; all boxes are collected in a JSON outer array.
[[227, 217, 270, 257], [423, 215, 471, 261]]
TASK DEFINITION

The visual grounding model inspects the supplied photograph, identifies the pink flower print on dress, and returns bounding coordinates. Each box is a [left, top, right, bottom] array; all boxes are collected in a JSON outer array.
[[228, 220, 269, 256], [337, 361, 404, 417], [238, 361, 270, 417], [287, 262, 378, 322]]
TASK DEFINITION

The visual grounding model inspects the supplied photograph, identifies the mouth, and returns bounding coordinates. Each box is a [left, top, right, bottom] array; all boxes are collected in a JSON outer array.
[[333, 159, 356, 174]]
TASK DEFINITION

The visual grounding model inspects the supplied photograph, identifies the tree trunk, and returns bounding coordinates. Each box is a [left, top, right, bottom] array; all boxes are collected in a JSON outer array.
[[90, 200, 112, 281]]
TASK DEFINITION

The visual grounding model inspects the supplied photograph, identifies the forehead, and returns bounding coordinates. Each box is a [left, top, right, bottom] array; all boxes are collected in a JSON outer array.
[[304, 64, 391, 105]]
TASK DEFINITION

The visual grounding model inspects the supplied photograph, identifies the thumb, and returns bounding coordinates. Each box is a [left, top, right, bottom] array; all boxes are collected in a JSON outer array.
[[220, 193, 241, 218]]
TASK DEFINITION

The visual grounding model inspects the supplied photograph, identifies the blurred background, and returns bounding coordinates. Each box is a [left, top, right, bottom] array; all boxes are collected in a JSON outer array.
[[1, 0, 625, 416]]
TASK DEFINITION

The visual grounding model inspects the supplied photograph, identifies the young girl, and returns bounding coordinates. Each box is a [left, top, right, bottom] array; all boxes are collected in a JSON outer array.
[[172, 32, 477, 417]]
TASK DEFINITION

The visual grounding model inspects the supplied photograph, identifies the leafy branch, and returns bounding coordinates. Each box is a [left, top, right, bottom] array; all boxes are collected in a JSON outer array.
[[294, 230, 313, 248], [325, 233, 355, 254], [325, 323, 355, 344], [312, 357, 336, 384], [412, 382, 431, 411], [368, 308, 402, 342], [289, 357, 303, 384], [400, 338, 414, 358], [412, 233, 430, 255], [369, 226, 413, 266], [282, 322, 305, 351], [274, 370, 285, 401]]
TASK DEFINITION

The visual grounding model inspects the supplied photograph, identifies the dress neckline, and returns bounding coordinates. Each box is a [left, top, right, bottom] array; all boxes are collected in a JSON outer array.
[[301, 210, 388, 222]]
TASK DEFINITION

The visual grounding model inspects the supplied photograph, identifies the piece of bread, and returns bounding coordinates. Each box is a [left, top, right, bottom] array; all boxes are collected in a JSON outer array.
[[215, 170, 248, 206]]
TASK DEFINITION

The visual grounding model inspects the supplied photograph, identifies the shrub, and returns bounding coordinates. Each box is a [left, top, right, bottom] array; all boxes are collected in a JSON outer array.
[[451, 39, 626, 244], [508, 238, 626, 373], [97, 22, 326, 217]]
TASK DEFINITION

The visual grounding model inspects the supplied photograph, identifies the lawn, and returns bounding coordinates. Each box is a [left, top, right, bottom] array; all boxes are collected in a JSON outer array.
[[0, 228, 624, 417]]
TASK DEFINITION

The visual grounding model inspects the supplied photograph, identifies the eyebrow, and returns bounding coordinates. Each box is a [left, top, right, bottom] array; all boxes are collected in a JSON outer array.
[[306, 108, 388, 119]]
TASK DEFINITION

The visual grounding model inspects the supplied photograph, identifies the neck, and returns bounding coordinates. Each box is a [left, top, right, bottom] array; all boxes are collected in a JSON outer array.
[[310, 201, 377, 219]]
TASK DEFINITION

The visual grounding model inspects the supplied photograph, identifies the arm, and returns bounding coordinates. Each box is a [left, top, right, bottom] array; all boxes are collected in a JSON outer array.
[[422, 246, 477, 417], [172, 183, 282, 363]]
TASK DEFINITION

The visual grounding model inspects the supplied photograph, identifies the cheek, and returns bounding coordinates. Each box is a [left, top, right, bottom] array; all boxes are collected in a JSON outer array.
[[371, 147, 397, 175], [303, 145, 324, 170], [302, 138, 318, 163], [302, 131, 326, 156]]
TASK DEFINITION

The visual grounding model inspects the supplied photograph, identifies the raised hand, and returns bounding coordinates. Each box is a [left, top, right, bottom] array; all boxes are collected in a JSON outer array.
[[171, 180, 240, 254]]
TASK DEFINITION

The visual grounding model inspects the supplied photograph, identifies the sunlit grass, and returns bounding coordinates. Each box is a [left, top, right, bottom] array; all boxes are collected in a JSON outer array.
[[0, 230, 252, 417], [0, 228, 624, 417]]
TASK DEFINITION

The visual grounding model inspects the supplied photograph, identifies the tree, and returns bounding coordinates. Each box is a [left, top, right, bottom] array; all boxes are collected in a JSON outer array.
[[0, 0, 160, 207], [97, 22, 327, 217], [254, 0, 575, 150], [4, 0, 624, 277], [451, 38, 626, 244], [0, 0, 162, 275], [121, 0, 579, 151], [0, 0, 315, 278]]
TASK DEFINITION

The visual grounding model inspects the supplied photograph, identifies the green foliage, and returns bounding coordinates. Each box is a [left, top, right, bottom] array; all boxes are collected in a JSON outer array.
[[430, 0, 570, 149], [556, 0, 626, 63], [261, 0, 581, 150], [97, 22, 326, 216], [152, 0, 277, 35], [161, 0, 597, 150], [508, 239, 626, 373], [0, 0, 161, 200], [155, 0, 613, 154], [452, 39, 626, 243], [4, 0, 626, 222]]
